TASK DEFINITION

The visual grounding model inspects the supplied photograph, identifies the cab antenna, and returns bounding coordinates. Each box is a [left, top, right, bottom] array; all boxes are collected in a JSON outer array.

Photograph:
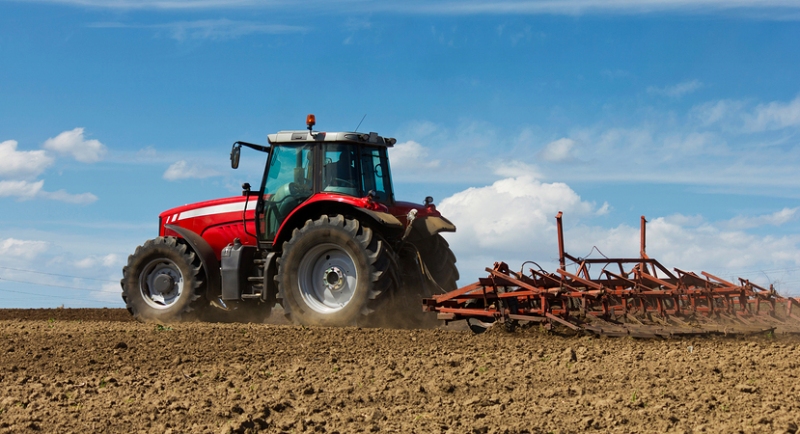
[[354, 114, 367, 132]]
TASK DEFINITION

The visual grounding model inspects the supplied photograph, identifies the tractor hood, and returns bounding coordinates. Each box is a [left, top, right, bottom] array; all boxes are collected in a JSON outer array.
[[158, 195, 258, 255]]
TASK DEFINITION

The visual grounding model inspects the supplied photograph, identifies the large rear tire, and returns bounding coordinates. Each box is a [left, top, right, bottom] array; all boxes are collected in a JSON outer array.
[[393, 233, 459, 328], [413, 233, 459, 293], [278, 215, 392, 327], [121, 237, 204, 322]]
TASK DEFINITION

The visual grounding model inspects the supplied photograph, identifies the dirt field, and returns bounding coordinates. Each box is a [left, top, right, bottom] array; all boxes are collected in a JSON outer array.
[[1, 309, 799, 434]]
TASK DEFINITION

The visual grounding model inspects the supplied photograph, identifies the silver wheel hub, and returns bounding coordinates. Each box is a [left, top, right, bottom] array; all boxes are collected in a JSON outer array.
[[324, 267, 345, 292], [139, 258, 184, 310], [153, 274, 175, 294], [297, 244, 358, 314]]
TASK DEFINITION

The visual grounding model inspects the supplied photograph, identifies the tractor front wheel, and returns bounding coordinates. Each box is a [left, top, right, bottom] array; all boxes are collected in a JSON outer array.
[[278, 215, 392, 327], [121, 237, 204, 322]]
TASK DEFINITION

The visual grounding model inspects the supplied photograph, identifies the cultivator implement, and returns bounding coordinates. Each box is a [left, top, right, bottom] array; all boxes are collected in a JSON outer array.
[[423, 213, 800, 337]]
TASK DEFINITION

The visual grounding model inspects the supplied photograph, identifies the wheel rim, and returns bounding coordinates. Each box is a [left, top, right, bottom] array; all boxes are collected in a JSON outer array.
[[138, 258, 184, 310], [297, 243, 359, 314]]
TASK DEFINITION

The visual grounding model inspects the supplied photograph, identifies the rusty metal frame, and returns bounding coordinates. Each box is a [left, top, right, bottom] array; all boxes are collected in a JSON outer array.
[[423, 212, 800, 337]]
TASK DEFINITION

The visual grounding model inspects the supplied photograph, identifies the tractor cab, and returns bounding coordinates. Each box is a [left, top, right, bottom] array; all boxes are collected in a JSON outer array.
[[233, 115, 398, 244]]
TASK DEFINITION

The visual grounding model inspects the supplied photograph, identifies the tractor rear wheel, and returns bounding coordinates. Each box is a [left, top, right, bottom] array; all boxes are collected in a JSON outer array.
[[121, 237, 204, 322], [278, 214, 393, 327], [413, 233, 459, 293], [392, 233, 459, 328]]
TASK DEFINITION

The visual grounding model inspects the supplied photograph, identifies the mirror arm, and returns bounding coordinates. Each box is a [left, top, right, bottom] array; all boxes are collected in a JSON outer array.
[[234, 141, 269, 153], [230, 141, 270, 169]]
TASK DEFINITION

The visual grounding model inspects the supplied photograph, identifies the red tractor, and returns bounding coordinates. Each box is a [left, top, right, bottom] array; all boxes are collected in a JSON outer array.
[[121, 115, 458, 326]]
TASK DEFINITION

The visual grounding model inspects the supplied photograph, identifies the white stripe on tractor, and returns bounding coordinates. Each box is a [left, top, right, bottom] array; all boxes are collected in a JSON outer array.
[[176, 201, 256, 221]]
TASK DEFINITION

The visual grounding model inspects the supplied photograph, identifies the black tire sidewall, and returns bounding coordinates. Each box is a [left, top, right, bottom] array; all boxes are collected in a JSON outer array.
[[122, 239, 197, 322], [411, 233, 458, 293], [280, 219, 373, 327]]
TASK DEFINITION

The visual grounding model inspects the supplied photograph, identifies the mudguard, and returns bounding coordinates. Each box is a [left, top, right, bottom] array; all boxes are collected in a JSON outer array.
[[165, 224, 221, 302], [412, 215, 456, 237], [356, 208, 404, 230]]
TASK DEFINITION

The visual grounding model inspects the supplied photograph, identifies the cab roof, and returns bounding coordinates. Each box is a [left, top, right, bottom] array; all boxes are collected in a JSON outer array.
[[267, 130, 396, 147]]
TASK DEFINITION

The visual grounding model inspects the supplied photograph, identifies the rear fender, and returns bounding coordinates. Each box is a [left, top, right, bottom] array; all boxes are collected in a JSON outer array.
[[273, 200, 404, 248], [411, 215, 456, 237], [357, 208, 404, 230], [165, 224, 221, 302]]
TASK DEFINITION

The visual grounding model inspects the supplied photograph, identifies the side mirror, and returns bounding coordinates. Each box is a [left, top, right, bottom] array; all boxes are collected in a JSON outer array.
[[230, 143, 241, 169]]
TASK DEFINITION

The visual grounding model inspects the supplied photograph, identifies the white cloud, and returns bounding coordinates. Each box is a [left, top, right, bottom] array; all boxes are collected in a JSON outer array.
[[39, 189, 98, 204], [383, 0, 800, 17], [43, 128, 107, 163], [1, 135, 98, 204], [691, 95, 800, 132], [136, 146, 159, 160], [726, 207, 799, 230], [661, 131, 726, 159], [539, 137, 577, 162], [492, 161, 542, 179], [440, 181, 800, 294], [635, 216, 800, 273], [436, 173, 800, 296], [96, 281, 123, 303], [745, 95, 800, 132], [401, 120, 440, 138], [75, 253, 120, 269], [27, 0, 800, 18], [0, 180, 97, 203], [163, 160, 220, 180], [439, 174, 595, 256], [0, 238, 48, 260], [691, 99, 746, 126], [90, 19, 307, 41], [0, 140, 54, 179], [647, 79, 703, 98], [0, 180, 45, 199], [389, 140, 440, 171]]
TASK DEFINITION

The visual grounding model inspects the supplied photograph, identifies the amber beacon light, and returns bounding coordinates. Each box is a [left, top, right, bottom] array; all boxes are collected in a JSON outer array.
[[306, 114, 316, 131]]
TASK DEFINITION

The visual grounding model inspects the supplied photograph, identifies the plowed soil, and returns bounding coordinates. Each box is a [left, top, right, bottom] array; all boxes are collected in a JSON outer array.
[[1, 309, 799, 434]]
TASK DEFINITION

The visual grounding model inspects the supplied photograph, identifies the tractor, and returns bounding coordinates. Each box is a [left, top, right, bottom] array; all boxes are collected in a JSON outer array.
[[121, 115, 458, 326]]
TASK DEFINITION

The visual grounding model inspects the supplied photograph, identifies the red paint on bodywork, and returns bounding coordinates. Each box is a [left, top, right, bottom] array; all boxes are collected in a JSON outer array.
[[157, 193, 437, 260], [159, 196, 257, 259], [389, 200, 443, 226]]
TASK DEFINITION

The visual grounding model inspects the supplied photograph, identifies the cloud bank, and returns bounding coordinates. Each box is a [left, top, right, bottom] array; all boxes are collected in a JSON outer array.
[[439, 175, 800, 295], [90, 18, 307, 41], [0, 129, 103, 203], [23, 0, 800, 18], [43, 127, 107, 163]]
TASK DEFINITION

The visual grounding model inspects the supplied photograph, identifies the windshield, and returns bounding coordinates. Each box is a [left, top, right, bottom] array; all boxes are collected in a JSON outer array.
[[261, 144, 314, 240]]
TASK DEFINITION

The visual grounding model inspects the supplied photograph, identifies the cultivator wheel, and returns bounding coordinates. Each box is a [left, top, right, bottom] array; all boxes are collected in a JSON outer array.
[[121, 236, 205, 322], [424, 213, 800, 338], [278, 214, 394, 327]]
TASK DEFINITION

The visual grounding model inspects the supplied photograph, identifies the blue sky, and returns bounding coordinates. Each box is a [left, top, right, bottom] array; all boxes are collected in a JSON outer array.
[[2, 0, 800, 308]]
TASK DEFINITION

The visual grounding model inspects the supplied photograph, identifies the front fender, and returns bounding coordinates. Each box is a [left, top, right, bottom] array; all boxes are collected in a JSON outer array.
[[165, 224, 221, 302]]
